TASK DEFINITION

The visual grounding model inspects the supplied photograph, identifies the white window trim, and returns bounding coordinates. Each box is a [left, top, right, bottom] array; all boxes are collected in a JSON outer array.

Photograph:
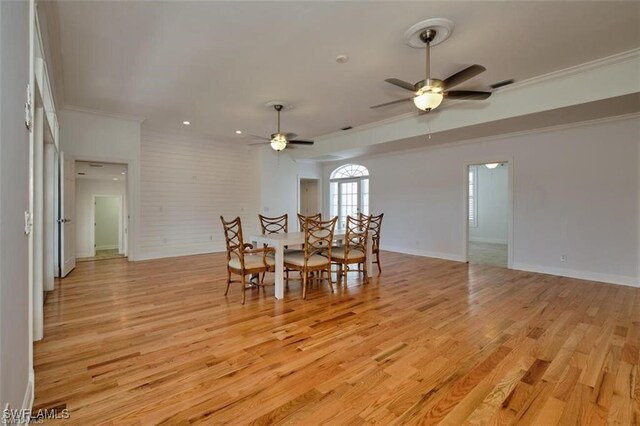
[[330, 165, 370, 229]]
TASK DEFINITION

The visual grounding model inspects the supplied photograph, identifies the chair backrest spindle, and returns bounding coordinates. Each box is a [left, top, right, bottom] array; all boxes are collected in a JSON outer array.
[[259, 214, 288, 235], [298, 213, 322, 232], [304, 217, 337, 264], [345, 215, 370, 259], [220, 216, 245, 267]]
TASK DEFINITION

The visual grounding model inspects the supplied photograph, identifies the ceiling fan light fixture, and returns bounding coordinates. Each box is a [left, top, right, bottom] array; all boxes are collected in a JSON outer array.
[[270, 133, 287, 151], [413, 87, 443, 111]]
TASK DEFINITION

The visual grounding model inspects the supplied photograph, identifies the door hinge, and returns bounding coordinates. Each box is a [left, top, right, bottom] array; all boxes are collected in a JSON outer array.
[[24, 211, 32, 235], [25, 84, 32, 132]]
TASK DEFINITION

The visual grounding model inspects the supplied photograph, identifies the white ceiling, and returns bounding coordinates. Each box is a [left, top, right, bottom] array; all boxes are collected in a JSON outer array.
[[53, 1, 640, 142], [76, 161, 128, 181]]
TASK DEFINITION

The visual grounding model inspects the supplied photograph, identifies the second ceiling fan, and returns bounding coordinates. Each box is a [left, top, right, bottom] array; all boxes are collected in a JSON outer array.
[[371, 28, 492, 113], [249, 104, 314, 151]]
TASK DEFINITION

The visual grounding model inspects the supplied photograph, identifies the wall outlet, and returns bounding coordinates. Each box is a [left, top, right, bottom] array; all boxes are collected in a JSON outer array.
[[560, 254, 567, 262]]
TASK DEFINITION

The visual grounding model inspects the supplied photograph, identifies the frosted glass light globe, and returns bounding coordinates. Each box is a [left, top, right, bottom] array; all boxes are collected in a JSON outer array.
[[270, 134, 287, 151], [413, 89, 443, 111]]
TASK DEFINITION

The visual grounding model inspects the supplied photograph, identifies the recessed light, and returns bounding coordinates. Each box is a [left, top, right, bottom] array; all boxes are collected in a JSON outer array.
[[182, 120, 191, 126], [113, 178, 119, 181], [121, 171, 126, 175], [235, 130, 242, 135], [336, 54, 349, 64]]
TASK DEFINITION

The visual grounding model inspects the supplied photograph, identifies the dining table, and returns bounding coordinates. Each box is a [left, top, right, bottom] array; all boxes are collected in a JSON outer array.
[[249, 230, 374, 300]]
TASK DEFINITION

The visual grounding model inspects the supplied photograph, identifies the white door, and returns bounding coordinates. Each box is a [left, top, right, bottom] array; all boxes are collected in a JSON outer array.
[[60, 153, 76, 276], [338, 179, 360, 229], [330, 177, 370, 230], [299, 180, 318, 216]]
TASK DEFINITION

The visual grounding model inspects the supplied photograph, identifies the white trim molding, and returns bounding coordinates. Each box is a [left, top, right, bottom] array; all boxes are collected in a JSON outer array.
[[511, 262, 639, 289], [381, 246, 466, 263], [22, 371, 34, 422]]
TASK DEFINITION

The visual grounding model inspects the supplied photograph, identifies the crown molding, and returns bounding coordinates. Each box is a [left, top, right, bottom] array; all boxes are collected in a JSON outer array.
[[322, 112, 640, 165], [499, 47, 640, 93], [63, 105, 146, 123]]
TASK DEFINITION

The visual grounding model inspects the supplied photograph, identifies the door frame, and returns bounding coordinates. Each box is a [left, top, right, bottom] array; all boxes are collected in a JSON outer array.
[[92, 194, 124, 257], [463, 158, 514, 268], [69, 155, 134, 260], [59, 152, 77, 277]]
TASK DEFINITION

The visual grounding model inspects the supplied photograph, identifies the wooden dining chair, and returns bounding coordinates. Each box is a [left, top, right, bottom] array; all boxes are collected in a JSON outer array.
[[332, 215, 371, 284], [259, 213, 288, 235], [258, 213, 296, 283], [297, 212, 321, 231], [220, 216, 274, 304], [368, 213, 384, 275], [284, 217, 337, 299]]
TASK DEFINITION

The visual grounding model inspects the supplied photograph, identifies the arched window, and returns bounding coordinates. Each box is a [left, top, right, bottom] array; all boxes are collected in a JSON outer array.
[[330, 164, 369, 229]]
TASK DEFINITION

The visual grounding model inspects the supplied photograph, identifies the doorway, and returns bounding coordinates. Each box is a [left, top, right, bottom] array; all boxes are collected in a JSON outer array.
[[467, 162, 510, 268], [75, 161, 128, 261], [93, 196, 123, 259], [299, 178, 319, 219]]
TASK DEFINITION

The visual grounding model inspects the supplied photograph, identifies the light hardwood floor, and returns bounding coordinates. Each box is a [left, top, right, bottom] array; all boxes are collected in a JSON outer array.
[[34, 252, 639, 425]]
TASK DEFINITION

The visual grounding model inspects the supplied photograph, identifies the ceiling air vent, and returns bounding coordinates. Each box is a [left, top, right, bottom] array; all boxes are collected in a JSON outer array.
[[490, 79, 515, 90], [89, 164, 103, 168]]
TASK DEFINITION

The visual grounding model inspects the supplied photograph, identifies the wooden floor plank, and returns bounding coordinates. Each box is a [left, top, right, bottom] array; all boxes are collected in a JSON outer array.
[[34, 251, 640, 424]]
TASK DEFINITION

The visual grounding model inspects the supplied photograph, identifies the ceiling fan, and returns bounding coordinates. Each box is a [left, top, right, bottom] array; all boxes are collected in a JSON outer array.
[[370, 28, 493, 113], [249, 104, 314, 151]]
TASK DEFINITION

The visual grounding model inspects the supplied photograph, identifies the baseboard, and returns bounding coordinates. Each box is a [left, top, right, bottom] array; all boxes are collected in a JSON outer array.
[[381, 245, 466, 262], [135, 248, 226, 262], [22, 370, 34, 421], [469, 237, 508, 245], [511, 262, 639, 288], [135, 245, 638, 288]]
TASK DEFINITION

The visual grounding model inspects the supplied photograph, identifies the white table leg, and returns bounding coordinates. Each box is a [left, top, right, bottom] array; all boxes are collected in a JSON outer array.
[[275, 243, 284, 299], [366, 234, 373, 277]]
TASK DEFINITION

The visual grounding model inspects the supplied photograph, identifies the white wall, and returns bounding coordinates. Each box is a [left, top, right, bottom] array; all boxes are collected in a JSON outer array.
[[323, 117, 640, 287], [59, 108, 141, 259], [0, 0, 32, 411], [259, 148, 323, 231], [75, 179, 127, 257], [469, 164, 508, 244], [138, 132, 261, 260]]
